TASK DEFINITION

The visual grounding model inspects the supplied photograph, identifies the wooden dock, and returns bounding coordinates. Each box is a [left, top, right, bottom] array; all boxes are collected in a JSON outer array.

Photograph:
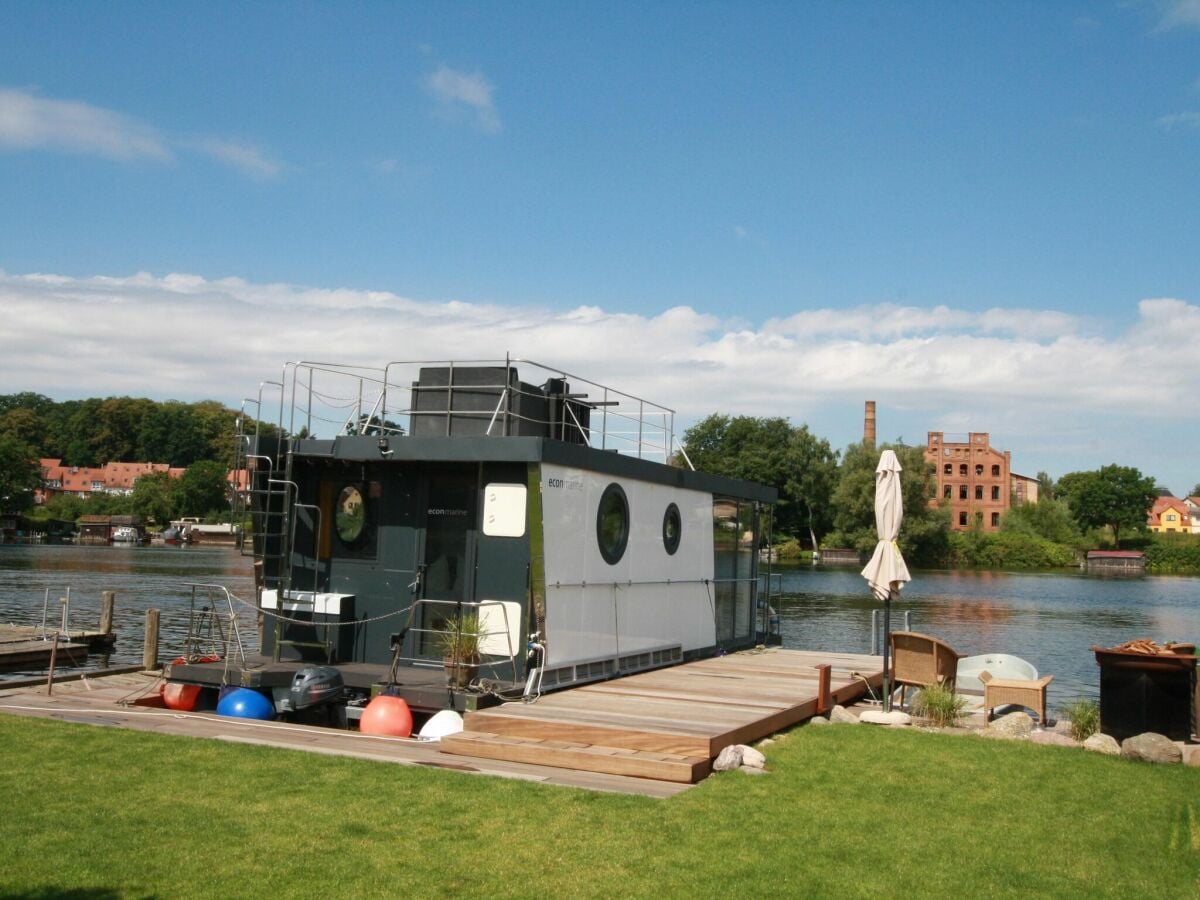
[[0, 625, 115, 669], [440, 648, 883, 783]]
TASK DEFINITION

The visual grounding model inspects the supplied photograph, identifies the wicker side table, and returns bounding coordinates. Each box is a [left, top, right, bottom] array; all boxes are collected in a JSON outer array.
[[979, 672, 1054, 724]]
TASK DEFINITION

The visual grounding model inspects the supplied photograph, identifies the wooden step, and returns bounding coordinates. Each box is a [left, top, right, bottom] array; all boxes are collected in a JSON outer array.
[[440, 731, 710, 784], [465, 708, 713, 757]]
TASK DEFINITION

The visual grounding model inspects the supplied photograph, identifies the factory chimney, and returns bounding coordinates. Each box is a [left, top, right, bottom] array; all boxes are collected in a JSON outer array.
[[864, 401, 876, 448]]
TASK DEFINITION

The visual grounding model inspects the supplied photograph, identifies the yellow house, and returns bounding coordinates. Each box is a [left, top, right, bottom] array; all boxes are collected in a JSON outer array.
[[1147, 497, 1191, 534]]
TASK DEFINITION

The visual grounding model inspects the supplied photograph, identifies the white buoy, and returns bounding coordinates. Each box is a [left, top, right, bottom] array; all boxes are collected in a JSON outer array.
[[418, 709, 464, 741]]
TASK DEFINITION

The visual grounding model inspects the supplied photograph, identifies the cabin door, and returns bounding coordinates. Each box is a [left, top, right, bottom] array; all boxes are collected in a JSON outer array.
[[415, 465, 478, 658]]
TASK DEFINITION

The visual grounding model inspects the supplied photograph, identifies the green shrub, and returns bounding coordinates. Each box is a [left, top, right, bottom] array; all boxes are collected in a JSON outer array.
[[1143, 533, 1200, 574], [911, 683, 967, 727], [946, 530, 1076, 569], [1059, 698, 1099, 741]]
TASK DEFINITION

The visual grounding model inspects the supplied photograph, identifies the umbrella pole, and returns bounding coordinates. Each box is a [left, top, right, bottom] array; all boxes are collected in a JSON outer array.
[[881, 590, 892, 712]]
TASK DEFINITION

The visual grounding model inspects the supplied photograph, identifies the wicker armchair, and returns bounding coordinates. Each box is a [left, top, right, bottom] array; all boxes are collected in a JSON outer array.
[[978, 671, 1053, 724], [890, 630, 965, 708]]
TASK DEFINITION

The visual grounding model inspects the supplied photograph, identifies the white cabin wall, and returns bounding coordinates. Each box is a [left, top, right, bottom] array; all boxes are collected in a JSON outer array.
[[540, 463, 716, 668]]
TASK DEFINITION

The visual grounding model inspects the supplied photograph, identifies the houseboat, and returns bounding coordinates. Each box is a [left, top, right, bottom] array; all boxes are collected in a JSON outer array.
[[168, 359, 777, 717]]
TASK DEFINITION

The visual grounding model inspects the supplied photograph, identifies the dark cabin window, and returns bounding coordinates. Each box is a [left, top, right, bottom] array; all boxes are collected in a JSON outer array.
[[335, 485, 366, 545], [597, 483, 630, 565], [663, 503, 682, 555]]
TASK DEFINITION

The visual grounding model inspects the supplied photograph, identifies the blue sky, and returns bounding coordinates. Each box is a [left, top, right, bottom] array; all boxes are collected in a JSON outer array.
[[1, 2, 1198, 493]]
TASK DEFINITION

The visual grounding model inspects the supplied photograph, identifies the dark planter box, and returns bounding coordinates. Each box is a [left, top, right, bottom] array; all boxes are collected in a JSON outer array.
[[1094, 648, 1198, 743]]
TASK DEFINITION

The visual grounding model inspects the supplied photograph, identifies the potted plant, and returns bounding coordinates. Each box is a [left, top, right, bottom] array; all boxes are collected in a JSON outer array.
[[437, 612, 483, 690]]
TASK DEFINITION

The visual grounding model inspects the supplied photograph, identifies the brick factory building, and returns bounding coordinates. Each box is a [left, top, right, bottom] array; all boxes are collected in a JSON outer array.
[[925, 432, 1011, 532]]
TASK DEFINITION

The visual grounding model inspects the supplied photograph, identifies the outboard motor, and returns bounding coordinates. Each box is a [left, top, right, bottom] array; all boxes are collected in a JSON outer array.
[[289, 665, 344, 712]]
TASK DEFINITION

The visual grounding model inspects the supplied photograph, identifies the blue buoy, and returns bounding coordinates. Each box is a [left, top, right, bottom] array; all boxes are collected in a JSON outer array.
[[217, 687, 275, 720]]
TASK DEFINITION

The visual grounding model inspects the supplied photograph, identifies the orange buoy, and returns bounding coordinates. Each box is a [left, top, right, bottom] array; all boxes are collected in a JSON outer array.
[[162, 682, 202, 711], [359, 694, 413, 737]]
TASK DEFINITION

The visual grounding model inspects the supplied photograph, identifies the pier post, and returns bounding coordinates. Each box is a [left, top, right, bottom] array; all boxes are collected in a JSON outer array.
[[99, 591, 115, 635], [143, 609, 160, 671], [815, 664, 832, 715]]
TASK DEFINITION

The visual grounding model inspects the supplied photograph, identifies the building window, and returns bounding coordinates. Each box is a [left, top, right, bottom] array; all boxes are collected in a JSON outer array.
[[662, 503, 681, 555], [991, 512, 1000, 527], [959, 511, 968, 526], [943, 463, 952, 475], [975, 464, 983, 476], [992, 486, 1000, 501], [959, 485, 968, 500], [959, 464, 967, 476], [975, 486, 983, 500], [991, 465, 1000, 477], [335, 485, 367, 546], [943, 485, 952, 499]]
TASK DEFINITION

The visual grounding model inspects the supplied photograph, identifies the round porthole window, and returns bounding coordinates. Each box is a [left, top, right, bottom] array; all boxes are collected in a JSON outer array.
[[596, 482, 629, 565], [662, 503, 681, 555], [335, 484, 366, 545]]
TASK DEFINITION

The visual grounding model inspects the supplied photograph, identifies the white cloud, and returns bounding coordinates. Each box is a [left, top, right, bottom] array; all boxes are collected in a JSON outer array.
[[0, 85, 285, 178], [1156, 111, 1200, 129], [424, 65, 501, 133], [1156, 0, 1200, 30], [188, 137, 282, 179], [0, 86, 169, 161], [0, 270, 1196, 488]]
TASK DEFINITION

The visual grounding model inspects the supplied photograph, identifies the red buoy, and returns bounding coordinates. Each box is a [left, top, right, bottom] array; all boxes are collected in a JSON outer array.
[[162, 682, 202, 711], [359, 694, 413, 737]]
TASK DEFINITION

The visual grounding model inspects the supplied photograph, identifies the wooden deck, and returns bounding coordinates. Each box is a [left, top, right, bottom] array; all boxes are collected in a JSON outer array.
[[0, 624, 114, 669], [441, 648, 883, 783]]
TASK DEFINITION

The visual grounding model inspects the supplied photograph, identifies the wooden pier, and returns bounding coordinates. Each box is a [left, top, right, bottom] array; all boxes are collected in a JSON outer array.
[[0, 625, 115, 670], [440, 648, 883, 783]]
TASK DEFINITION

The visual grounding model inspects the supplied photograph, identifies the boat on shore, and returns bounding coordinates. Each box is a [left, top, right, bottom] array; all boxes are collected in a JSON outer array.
[[167, 357, 780, 719], [956, 653, 1038, 693]]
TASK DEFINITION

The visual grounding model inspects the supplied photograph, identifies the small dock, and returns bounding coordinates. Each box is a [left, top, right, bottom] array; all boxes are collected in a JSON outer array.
[[0, 625, 115, 670], [440, 648, 883, 783]]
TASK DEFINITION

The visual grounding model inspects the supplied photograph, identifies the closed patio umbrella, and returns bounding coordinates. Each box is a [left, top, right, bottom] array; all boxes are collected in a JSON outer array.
[[861, 449, 911, 711]]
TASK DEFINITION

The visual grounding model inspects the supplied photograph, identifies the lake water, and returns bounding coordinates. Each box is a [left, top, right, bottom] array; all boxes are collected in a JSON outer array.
[[0, 543, 258, 679], [772, 565, 1200, 705], [2, 545, 1197, 706]]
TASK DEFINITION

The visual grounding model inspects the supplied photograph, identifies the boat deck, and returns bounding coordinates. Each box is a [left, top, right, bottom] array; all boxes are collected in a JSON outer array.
[[441, 648, 884, 783]]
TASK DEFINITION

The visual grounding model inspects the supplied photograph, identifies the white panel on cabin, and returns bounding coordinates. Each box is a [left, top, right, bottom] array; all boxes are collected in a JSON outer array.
[[477, 600, 523, 657], [482, 483, 527, 537]]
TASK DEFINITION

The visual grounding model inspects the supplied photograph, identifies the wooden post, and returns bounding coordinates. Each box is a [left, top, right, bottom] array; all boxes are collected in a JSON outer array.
[[815, 663, 832, 715], [99, 590, 115, 635], [46, 635, 59, 695], [143, 608, 160, 671]]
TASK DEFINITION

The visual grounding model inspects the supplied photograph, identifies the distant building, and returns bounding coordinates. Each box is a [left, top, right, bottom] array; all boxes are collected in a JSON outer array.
[[1011, 472, 1040, 506], [1147, 496, 1191, 534], [925, 432, 1013, 532], [1187, 497, 1200, 535], [37, 459, 186, 504]]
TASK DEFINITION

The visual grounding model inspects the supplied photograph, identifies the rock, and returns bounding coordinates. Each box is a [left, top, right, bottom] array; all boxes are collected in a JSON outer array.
[[1121, 732, 1182, 765], [713, 745, 744, 772], [1030, 731, 1078, 748], [757, 738, 776, 747], [739, 764, 768, 775], [1181, 745, 1200, 768], [807, 715, 830, 726], [859, 710, 912, 727], [1083, 733, 1120, 756], [829, 705, 859, 724], [984, 711, 1034, 740], [740, 746, 766, 769]]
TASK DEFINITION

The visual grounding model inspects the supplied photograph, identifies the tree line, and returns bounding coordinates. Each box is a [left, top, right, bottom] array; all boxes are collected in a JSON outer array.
[[682, 414, 1191, 571]]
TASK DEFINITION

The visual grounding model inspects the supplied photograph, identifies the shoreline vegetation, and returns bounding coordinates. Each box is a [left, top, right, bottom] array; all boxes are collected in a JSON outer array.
[[1, 714, 1196, 897]]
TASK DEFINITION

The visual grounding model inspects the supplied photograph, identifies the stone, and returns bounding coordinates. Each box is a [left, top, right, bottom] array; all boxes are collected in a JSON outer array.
[[859, 710, 912, 727], [757, 738, 776, 747], [1121, 732, 1182, 765], [739, 764, 768, 775], [1030, 731, 1078, 748], [807, 715, 830, 726], [1083, 733, 1120, 756], [984, 711, 1034, 740], [829, 705, 859, 724], [740, 746, 766, 769], [713, 745, 744, 772], [1181, 745, 1200, 768]]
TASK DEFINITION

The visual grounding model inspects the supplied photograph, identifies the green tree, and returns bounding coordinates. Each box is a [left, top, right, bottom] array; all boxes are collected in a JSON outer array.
[[1056, 464, 1157, 546], [0, 434, 40, 512], [1036, 471, 1055, 501], [829, 442, 949, 567], [682, 414, 838, 544], [1190, 483, 1200, 499], [171, 461, 229, 518], [130, 471, 175, 524], [1000, 497, 1081, 546]]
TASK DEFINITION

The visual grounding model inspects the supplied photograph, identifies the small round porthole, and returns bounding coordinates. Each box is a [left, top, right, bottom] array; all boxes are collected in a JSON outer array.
[[662, 503, 681, 555], [596, 482, 629, 565], [335, 484, 366, 545]]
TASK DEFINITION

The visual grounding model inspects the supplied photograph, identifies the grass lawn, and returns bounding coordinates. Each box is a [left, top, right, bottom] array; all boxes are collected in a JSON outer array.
[[1, 715, 1198, 898]]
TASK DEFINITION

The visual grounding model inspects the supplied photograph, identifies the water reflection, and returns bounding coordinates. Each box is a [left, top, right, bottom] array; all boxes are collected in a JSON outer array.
[[773, 565, 1200, 704], [0, 544, 257, 679]]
